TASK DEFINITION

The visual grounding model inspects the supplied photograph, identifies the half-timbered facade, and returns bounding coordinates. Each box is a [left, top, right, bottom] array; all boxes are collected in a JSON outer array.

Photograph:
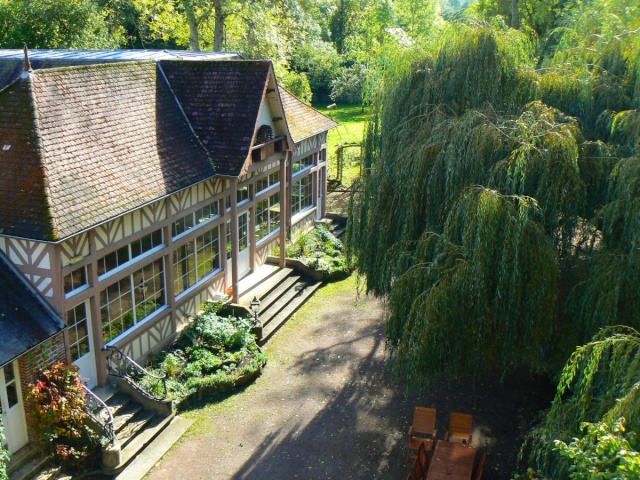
[[0, 50, 337, 454]]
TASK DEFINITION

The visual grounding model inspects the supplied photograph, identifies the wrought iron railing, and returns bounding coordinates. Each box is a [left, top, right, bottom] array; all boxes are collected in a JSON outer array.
[[82, 384, 115, 444], [102, 345, 168, 400]]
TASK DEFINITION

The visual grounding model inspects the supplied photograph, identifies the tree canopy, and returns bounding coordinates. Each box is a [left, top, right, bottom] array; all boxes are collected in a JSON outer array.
[[348, 8, 640, 384]]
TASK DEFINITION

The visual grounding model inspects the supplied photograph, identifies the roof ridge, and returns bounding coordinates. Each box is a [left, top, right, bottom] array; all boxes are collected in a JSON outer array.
[[26, 72, 58, 239]]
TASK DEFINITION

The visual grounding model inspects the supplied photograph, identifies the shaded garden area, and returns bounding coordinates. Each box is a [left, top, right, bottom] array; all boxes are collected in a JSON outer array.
[[146, 276, 556, 480]]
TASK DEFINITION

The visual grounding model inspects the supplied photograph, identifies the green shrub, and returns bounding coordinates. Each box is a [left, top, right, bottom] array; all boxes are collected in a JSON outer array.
[[0, 417, 9, 480], [280, 222, 353, 280], [140, 308, 265, 405]]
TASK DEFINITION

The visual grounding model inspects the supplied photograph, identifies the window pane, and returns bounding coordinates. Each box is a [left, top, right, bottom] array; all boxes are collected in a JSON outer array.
[[64, 266, 87, 294], [5, 384, 17, 408], [101, 276, 133, 344], [173, 243, 196, 296], [133, 259, 165, 322], [3, 363, 14, 383]]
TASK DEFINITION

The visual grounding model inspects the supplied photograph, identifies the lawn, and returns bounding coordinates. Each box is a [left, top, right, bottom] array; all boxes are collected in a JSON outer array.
[[313, 103, 371, 187]]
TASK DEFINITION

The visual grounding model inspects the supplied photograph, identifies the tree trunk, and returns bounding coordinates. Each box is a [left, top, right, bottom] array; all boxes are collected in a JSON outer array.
[[184, 1, 201, 51], [511, 0, 520, 29], [213, 3, 225, 51]]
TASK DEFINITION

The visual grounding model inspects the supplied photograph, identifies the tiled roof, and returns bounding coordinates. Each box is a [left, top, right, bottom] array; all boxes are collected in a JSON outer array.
[[0, 49, 243, 91], [159, 60, 273, 176], [278, 87, 338, 144], [0, 252, 63, 367], [0, 61, 215, 241]]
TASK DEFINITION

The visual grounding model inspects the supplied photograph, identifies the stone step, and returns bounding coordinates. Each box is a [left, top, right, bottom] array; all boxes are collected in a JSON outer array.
[[7, 446, 48, 480], [258, 276, 309, 327], [104, 413, 174, 476], [117, 409, 157, 448], [236, 264, 281, 298], [31, 465, 63, 480], [112, 402, 144, 433], [105, 392, 133, 417], [238, 267, 294, 306], [260, 280, 323, 344], [254, 273, 303, 317], [114, 416, 193, 480]]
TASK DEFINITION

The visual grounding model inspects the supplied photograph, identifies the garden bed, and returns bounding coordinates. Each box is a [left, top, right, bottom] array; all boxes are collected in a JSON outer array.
[[139, 303, 267, 409], [273, 221, 353, 281]]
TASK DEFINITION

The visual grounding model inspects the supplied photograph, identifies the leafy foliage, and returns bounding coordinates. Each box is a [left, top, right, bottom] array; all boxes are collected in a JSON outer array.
[[522, 327, 640, 477], [0, 0, 123, 48], [25, 362, 101, 473], [140, 310, 266, 403], [0, 417, 8, 480], [348, 20, 640, 387], [554, 417, 640, 479], [281, 222, 353, 280]]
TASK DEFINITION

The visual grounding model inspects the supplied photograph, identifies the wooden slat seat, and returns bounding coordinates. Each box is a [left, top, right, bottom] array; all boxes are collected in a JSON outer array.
[[445, 412, 473, 445], [407, 406, 437, 461]]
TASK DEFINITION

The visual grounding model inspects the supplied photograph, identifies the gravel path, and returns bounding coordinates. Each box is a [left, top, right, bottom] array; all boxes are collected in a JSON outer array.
[[145, 276, 553, 480]]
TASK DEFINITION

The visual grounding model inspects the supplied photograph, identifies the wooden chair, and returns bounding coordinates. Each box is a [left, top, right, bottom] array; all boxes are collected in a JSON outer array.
[[416, 441, 430, 475], [445, 412, 473, 444], [407, 406, 437, 461], [474, 451, 487, 480], [407, 454, 426, 480]]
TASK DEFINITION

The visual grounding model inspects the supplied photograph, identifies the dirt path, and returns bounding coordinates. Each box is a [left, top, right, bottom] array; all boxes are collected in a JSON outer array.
[[145, 276, 553, 480]]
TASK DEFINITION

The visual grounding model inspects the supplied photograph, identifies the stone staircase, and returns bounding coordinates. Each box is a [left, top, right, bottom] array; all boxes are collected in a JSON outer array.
[[93, 383, 175, 477], [8, 382, 188, 480], [324, 213, 347, 239], [238, 265, 322, 345]]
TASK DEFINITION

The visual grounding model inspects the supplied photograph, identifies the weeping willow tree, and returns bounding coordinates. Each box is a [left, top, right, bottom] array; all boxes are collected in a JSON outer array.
[[348, 16, 640, 386], [522, 327, 640, 477]]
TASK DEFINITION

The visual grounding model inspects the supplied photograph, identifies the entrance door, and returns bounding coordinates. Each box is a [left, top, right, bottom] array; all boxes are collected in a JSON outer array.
[[237, 211, 250, 278], [68, 301, 97, 388], [0, 361, 28, 454]]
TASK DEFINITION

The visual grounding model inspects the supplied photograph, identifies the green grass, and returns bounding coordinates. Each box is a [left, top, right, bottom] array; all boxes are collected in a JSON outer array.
[[314, 103, 371, 186]]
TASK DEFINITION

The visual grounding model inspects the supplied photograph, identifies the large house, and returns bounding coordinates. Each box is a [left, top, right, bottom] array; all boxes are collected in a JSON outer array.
[[0, 49, 337, 455]]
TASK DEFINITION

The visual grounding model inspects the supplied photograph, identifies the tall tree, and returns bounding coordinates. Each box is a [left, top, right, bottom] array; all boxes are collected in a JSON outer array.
[[347, 19, 640, 386], [0, 0, 123, 48]]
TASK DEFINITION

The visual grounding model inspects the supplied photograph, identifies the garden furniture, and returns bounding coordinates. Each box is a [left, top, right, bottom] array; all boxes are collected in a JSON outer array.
[[444, 412, 473, 444], [407, 406, 437, 461], [474, 451, 487, 480], [426, 440, 476, 480]]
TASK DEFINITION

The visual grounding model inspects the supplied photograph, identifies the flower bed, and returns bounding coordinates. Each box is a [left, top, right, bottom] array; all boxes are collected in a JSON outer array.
[[139, 303, 267, 408], [279, 222, 353, 281]]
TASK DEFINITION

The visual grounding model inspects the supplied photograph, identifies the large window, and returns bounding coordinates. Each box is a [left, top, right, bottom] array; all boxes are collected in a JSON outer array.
[[256, 192, 280, 241], [172, 226, 220, 297], [100, 258, 165, 344], [256, 170, 280, 194], [98, 230, 163, 277], [292, 176, 313, 216], [293, 155, 313, 174], [172, 201, 219, 238]]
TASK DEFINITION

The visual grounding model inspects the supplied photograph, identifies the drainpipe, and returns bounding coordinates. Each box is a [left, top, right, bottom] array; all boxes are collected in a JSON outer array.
[[230, 178, 239, 303], [279, 153, 288, 267]]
